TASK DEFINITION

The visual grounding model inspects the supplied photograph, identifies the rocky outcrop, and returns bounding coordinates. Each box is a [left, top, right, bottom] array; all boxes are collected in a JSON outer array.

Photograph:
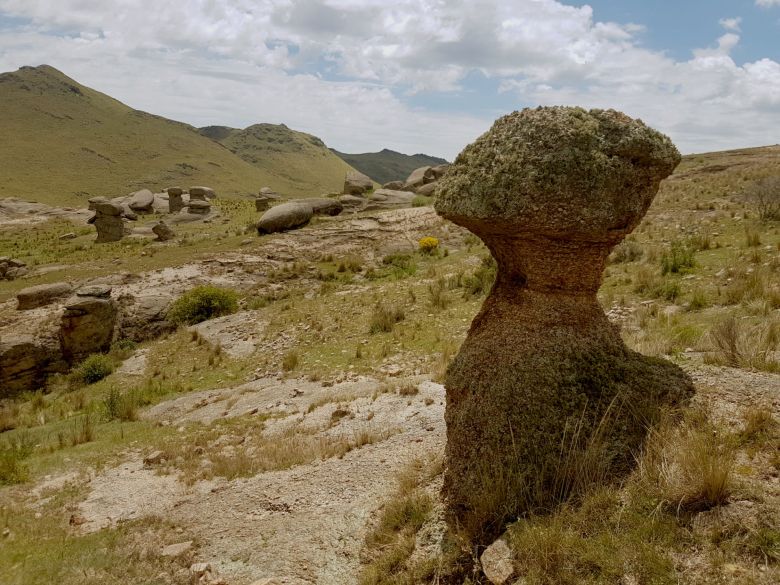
[[152, 220, 175, 241], [434, 106, 694, 541], [88, 197, 126, 243], [0, 334, 66, 398], [16, 282, 73, 310], [0, 256, 28, 280], [116, 293, 174, 342], [127, 189, 155, 213], [60, 285, 117, 364], [402, 164, 449, 195], [257, 201, 313, 234], [343, 171, 373, 195]]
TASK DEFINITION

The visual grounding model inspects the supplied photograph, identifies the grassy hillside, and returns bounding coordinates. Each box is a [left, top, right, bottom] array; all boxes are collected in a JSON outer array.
[[0, 65, 349, 207], [332, 148, 448, 184], [201, 123, 356, 195]]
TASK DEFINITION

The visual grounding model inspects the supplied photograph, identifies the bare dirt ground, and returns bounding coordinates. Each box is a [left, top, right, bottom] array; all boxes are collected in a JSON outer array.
[[71, 378, 446, 584]]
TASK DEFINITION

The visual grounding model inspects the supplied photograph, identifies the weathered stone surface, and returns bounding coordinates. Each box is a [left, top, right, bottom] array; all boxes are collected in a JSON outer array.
[[60, 287, 117, 363], [88, 197, 126, 243], [307, 198, 343, 216], [430, 164, 450, 179], [117, 294, 174, 342], [160, 540, 193, 557], [0, 334, 65, 397], [343, 170, 373, 195], [187, 200, 211, 215], [403, 166, 435, 192], [0, 257, 28, 280], [480, 539, 515, 584], [16, 282, 73, 310], [166, 187, 184, 196], [88, 197, 123, 216], [127, 189, 155, 212], [257, 201, 313, 234], [368, 189, 416, 207], [255, 188, 282, 212], [152, 220, 175, 241], [189, 186, 216, 200], [168, 192, 185, 213], [434, 106, 693, 542], [338, 194, 366, 210], [415, 182, 437, 197], [382, 180, 406, 190]]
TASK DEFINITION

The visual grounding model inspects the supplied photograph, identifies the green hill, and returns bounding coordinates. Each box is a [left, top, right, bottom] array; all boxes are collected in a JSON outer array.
[[331, 148, 448, 184], [200, 124, 355, 195], [0, 65, 352, 206]]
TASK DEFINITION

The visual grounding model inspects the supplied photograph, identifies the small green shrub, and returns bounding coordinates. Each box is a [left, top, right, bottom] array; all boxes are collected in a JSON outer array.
[[0, 438, 31, 485], [610, 240, 644, 263], [661, 241, 695, 275], [74, 354, 114, 385], [167, 285, 238, 325], [462, 255, 497, 297], [411, 195, 433, 207], [381, 253, 417, 279], [103, 387, 139, 422]]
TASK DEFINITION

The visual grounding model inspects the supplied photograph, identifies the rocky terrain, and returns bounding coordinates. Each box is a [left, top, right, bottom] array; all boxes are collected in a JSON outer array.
[[0, 140, 778, 585]]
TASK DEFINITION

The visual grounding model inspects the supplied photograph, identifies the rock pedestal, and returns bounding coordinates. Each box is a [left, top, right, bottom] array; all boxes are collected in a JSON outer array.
[[88, 197, 125, 243], [343, 171, 373, 195], [434, 107, 694, 542], [167, 187, 185, 213], [60, 285, 117, 363], [187, 200, 211, 215]]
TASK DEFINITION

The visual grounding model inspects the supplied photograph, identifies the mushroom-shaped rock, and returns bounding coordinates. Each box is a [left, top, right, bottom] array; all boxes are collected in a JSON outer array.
[[434, 106, 693, 542], [88, 197, 126, 243], [189, 186, 216, 200], [257, 201, 313, 234]]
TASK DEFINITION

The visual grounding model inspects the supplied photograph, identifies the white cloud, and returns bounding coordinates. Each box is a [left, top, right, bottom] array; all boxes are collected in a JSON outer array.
[[0, 0, 779, 157], [756, 0, 780, 7], [719, 17, 741, 31]]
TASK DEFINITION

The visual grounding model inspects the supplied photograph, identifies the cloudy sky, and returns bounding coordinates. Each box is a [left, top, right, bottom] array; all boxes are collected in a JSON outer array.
[[1, 0, 779, 159]]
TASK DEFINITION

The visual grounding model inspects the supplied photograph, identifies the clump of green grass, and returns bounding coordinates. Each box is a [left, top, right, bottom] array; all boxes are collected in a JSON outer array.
[[167, 285, 238, 325], [282, 349, 299, 371], [381, 253, 417, 279], [610, 239, 644, 263], [412, 195, 433, 207], [661, 240, 696, 275], [0, 435, 32, 485], [369, 303, 405, 334], [103, 387, 139, 422], [73, 354, 114, 385], [462, 254, 497, 297]]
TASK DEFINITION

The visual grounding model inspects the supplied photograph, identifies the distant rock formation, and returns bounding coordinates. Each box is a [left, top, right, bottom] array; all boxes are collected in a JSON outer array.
[[434, 106, 694, 542], [87, 197, 126, 243]]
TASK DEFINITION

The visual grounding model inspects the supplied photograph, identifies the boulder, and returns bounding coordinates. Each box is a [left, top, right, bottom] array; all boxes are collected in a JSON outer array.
[[257, 201, 313, 234], [0, 257, 28, 281], [434, 106, 694, 542], [16, 282, 73, 310], [127, 189, 155, 213], [430, 164, 450, 179], [343, 171, 373, 195], [369, 189, 416, 206], [189, 186, 216, 200], [403, 166, 435, 192], [152, 220, 175, 241], [415, 182, 437, 197], [307, 198, 344, 216], [338, 195, 366, 211], [88, 197, 123, 216], [60, 286, 117, 363], [382, 180, 406, 190], [480, 539, 516, 584]]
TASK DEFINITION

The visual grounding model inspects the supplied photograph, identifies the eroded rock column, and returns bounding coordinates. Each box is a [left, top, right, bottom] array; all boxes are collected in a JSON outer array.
[[434, 107, 694, 542]]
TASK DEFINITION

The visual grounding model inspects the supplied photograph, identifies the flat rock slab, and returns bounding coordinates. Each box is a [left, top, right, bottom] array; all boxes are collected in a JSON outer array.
[[16, 282, 72, 310]]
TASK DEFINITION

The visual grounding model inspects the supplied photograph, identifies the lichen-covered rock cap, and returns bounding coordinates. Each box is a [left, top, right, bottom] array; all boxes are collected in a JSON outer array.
[[435, 106, 680, 239]]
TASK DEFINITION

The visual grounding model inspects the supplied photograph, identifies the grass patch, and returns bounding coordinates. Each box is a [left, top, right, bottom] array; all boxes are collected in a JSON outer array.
[[166, 285, 238, 325]]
